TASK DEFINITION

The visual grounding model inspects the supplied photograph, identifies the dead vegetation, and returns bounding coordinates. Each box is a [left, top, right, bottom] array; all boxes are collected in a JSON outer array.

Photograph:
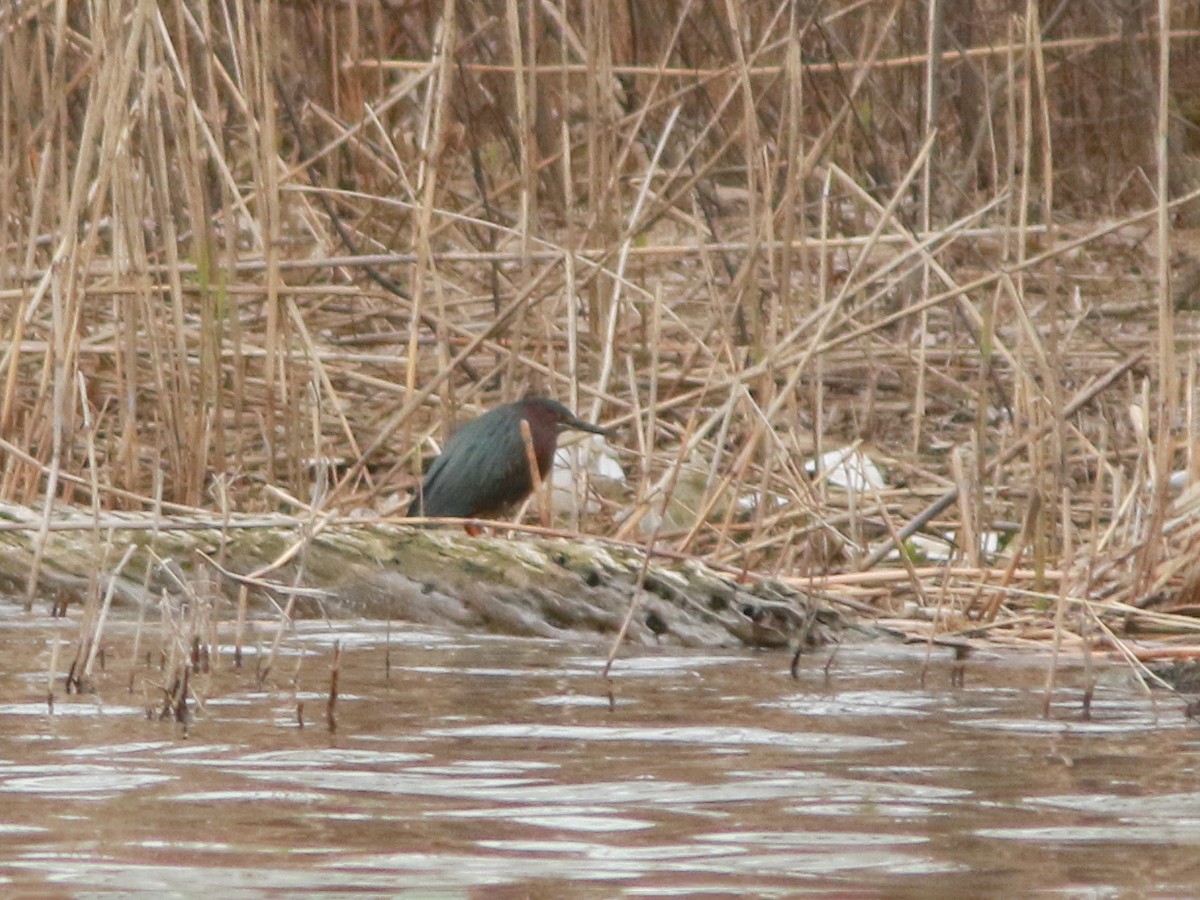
[[2, 1, 1200, 659]]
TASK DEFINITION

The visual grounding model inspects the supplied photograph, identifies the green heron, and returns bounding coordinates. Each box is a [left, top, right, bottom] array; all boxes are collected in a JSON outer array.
[[407, 397, 614, 529]]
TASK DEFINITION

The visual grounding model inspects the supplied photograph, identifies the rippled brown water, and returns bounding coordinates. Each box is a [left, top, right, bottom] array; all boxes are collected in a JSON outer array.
[[1, 605, 1198, 896]]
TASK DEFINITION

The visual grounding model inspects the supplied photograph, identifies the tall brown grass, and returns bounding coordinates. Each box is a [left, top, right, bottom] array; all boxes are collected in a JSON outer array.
[[2, 1, 1200, 636]]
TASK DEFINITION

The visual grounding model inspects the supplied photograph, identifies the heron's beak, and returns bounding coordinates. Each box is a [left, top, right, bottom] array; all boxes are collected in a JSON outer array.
[[562, 415, 616, 440]]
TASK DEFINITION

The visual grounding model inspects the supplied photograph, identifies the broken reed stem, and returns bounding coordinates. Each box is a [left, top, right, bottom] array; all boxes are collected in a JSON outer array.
[[82, 543, 136, 681], [262, 593, 299, 685], [46, 637, 61, 714], [327, 639, 341, 734], [1043, 487, 1074, 718], [234, 584, 249, 669]]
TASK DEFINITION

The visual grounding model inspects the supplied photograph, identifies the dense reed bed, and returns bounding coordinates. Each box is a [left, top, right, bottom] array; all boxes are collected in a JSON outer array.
[[3, 1, 1200, 658]]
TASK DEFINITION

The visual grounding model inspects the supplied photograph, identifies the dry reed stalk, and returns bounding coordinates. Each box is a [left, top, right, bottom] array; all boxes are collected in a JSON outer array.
[[912, 0, 941, 458], [356, 27, 1200, 81], [1134, 0, 1180, 599], [518, 416, 548, 529]]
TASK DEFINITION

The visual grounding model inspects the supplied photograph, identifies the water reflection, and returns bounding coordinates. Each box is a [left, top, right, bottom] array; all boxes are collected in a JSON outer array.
[[0, 614, 1197, 894]]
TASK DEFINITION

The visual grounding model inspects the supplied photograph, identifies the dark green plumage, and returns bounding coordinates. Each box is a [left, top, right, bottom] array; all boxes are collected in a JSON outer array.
[[407, 398, 612, 521]]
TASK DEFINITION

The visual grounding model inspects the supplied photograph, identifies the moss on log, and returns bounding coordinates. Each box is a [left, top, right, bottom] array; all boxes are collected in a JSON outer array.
[[0, 503, 852, 648]]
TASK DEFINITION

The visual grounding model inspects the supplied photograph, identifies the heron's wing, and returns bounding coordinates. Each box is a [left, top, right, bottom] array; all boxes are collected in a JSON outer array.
[[415, 415, 534, 516]]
